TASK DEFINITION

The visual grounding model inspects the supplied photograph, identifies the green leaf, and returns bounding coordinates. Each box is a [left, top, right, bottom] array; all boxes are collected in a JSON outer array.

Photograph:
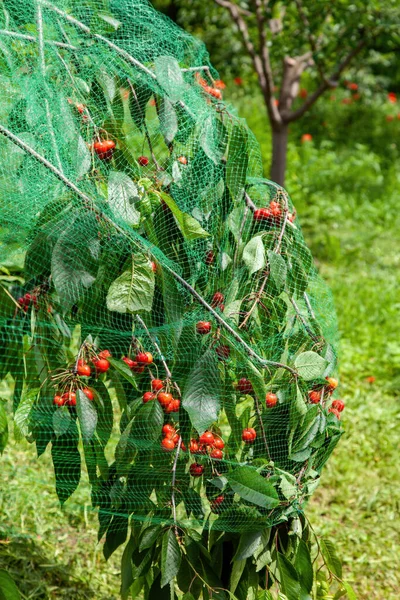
[[160, 192, 209, 241], [120, 534, 135, 600], [230, 559, 246, 594], [76, 390, 98, 443], [154, 56, 185, 103], [14, 387, 38, 439], [159, 97, 178, 144], [182, 348, 221, 434], [131, 399, 164, 444], [234, 532, 262, 560], [98, 12, 122, 30], [106, 254, 155, 313], [139, 525, 162, 551], [200, 116, 227, 165], [295, 540, 313, 593], [108, 357, 138, 388], [108, 171, 141, 226], [226, 122, 248, 201], [277, 552, 301, 600], [0, 569, 21, 600], [342, 581, 357, 600], [51, 422, 81, 505], [0, 285, 16, 319], [227, 466, 280, 509], [320, 538, 342, 579], [0, 401, 8, 454], [294, 351, 327, 381], [161, 529, 182, 587], [279, 471, 297, 500], [242, 235, 266, 275], [267, 249, 287, 292], [52, 407, 71, 438]]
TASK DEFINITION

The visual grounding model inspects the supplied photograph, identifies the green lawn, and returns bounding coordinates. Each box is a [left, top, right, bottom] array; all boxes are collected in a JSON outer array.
[[1, 97, 399, 599]]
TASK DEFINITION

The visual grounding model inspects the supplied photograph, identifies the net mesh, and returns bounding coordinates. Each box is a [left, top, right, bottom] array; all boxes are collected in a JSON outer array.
[[0, 0, 342, 541]]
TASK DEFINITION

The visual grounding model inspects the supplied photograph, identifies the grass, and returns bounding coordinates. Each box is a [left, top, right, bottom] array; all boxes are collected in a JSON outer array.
[[1, 94, 400, 598]]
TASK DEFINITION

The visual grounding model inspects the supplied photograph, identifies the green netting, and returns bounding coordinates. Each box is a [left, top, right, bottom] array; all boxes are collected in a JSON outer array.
[[0, 0, 342, 553]]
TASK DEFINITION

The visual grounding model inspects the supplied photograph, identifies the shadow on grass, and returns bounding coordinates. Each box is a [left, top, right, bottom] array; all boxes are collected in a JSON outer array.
[[0, 533, 112, 600]]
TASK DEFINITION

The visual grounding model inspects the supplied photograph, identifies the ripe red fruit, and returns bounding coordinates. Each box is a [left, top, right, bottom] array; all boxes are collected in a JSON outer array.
[[122, 356, 135, 368], [210, 495, 225, 512], [136, 352, 149, 364], [177, 155, 187, 165], [205, 250, 214, 265], [242, 428, 256, 443], [216, 345, 230, 360], [151, 261, 157, 273], [143, 391, 155, 403], [161, 438, 175, 451], [152, 379, 164, 391], [328, 407, 341, 419], [53, 394, 64, 407], [199, 431, 214, 446], [308, 390, 321, 404], [325, 377, 338, 393], [94, 358, 110, 373], [213, 437, 225, 450], [301, 134, 313, 143], [189, 463, 204, 477], [172, 433, 180, 444], [269, 201, 282, 219], [76, 103, 85, 114], [237, 378, 253, 395], [158, 392, 173, 408], [98, 350, 111, 359], [212, 292, 224, 306], [82, 388, 94, 401], [63, 391, 76, 406], [77, 363, 91, 377], [165, 398, 180, 413], [266, 392, 278, 408], [196, 321, 211, 335], [189, 439, 199, 454], [331, 399, 345, 412], [131, 361, 145, 374], [145, 352, 153, 364], [162, 424, 175, 437], [93, 139, 115, 160], [138, 155, 149, 166], [210, 448, 223, 459], [253, 208, 272, 222]]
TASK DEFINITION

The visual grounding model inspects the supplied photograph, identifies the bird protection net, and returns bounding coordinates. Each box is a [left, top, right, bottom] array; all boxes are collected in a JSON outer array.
[[0, 0, 342, 564]]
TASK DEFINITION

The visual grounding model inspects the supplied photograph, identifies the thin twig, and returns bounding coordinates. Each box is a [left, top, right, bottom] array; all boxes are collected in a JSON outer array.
[[0, 123, 297, 377], [171, 437, 182, 536], [303, 292, 316, 320], [0, 28, 77, 49], [244, 190, 256, 212], [290, 297, 319, 343], [135, 315, 171, 379], [254, 394, 270, 460]]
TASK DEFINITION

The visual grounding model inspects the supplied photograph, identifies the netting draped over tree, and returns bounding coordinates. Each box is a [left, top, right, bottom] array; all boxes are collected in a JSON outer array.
[[0, 0, 343, 595]]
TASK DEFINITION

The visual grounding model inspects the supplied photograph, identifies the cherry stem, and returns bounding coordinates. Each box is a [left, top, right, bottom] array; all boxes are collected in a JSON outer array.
[[171, 436, 182, 536]]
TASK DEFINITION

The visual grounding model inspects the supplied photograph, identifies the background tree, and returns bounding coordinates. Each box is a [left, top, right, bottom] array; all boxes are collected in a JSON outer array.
[[154, 0, 399, 185]]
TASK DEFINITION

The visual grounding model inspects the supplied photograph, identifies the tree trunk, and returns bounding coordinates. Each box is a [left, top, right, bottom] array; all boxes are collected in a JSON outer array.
[[270, 124, 288, 187]]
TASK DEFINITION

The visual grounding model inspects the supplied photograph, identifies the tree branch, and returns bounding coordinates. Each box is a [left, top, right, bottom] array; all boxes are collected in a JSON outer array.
[[285, 38, 366, 122]]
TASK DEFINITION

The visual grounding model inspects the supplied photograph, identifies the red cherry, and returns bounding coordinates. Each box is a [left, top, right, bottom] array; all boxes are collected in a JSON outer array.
[[77, 363, 91, 377], [63, 391, 76, 406], [266, 393, 278, 408], [76, 103, 85, 114], [213, 437, 225, 450], [172, 433, 180, 444], [98, 350, 112, 359], [136, 352, 148, 364], [308, 390, 321, 404], [151, 261, 157, 273], [152, 379, 164, 391], [253, 208, 272, 222], [199, 431, 214, 446], [82, 388, 94, 401], [94, 358, 110, 373], [328, 407, 341, 419], [210, 448, 223, 459], [143, 391, 155, 403], [205, 250, 214, 265], [325, 377, 338, 393], [196, 321, 211, 335], [210, 495, 225, 512], [212, 292, 224, 306], [177, 156, 187, 165], [189, 463, 204, 477], [236, 378, 253, 395], [189, 439, 199, 454], [93, 139, 115, 160], [138, 155, 149, 166], [162, 424, 176, 437], [301, 133, 313, 143], [53, 394, 64, 407], [216, 345, 230, 360], [122, 356, 135, 368], [242, 428, 256, 443], [131, 361, 145, 374], [158, 392, 173, 408], [331, 399, 345, 412], [145, 352, 153, 364], [161, 438, 175, 451], [165, 398, 180, 413]]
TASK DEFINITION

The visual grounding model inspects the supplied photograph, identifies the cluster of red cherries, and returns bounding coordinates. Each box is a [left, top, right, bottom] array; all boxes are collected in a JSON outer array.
[[161, 427, 226, 462], [142, 377, 181, 414], [17, 291, 38, 312], [308, 376, 345, 419], [253, 199, 295, 224]]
